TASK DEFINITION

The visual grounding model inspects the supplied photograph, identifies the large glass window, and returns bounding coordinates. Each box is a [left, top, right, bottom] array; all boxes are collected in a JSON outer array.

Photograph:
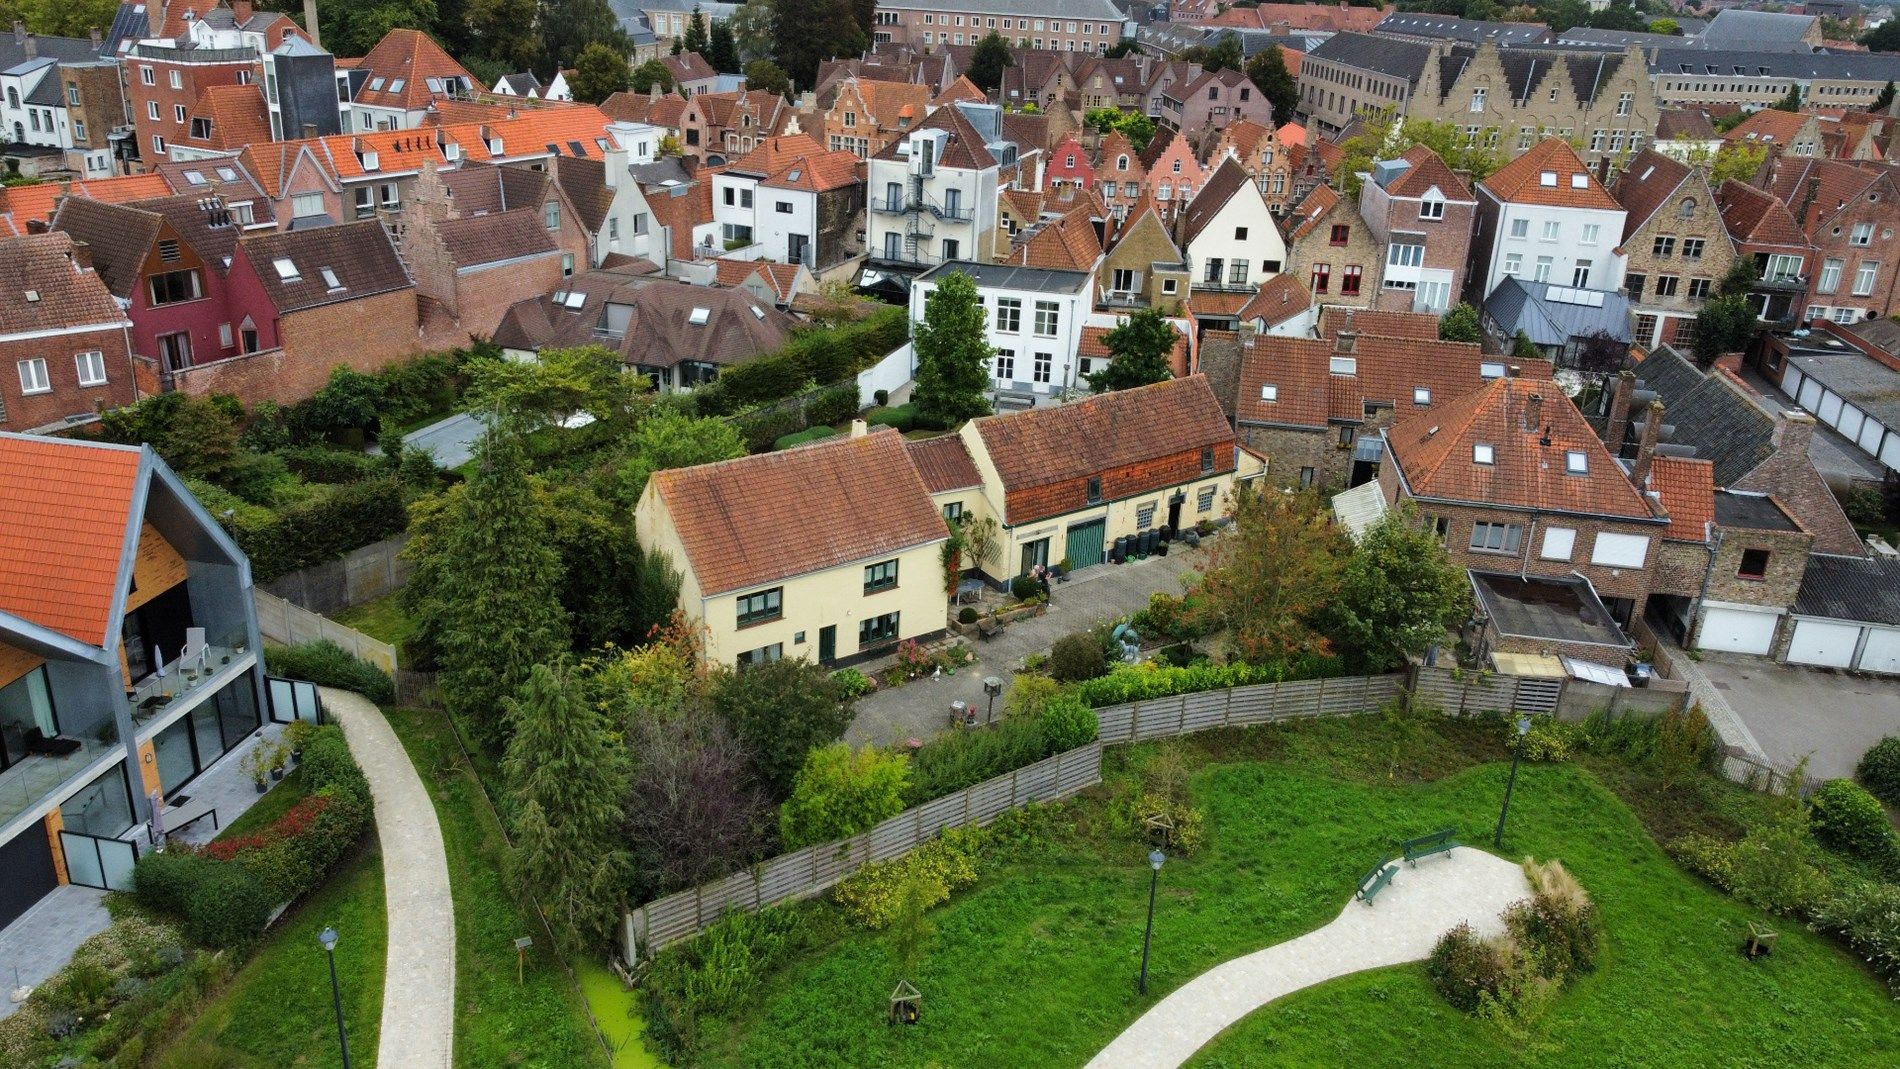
[[859, 612, 901, 647], [0, 666, 58, 771], [61, 764, 134, 838], [152, 716, 197, 795], [736, 587, 782, 626]]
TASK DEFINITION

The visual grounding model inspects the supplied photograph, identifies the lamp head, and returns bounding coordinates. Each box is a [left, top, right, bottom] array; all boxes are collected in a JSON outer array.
[[1149, 848, 1165, 871], [1515, 715, 1532, 737], [319, 926, 339, 952], [983, 675, 1003, 696]]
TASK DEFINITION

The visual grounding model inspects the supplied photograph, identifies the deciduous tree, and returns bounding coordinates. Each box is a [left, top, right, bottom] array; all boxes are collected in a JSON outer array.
[[631, 57, 676, 94], [1439, 302, 1482, 343], [624, 708, 768, 897], [615, 407, 747, 504], [772, 0, 865, 89], [1245, 45, 1299, 125], [778, 744, 910, 849], [1187, 484, 1344, 664], [743, 59, 791, 99], [539, 0, 629, 73], [1327, 505, 1470, 672], [568, 42, 631, 103], [911, 270, 994, 426], [1202, 33, 1242, 74], [728, 0, 776, 64], [1693, 293, 1758, 364], [1086, 307, 1176, 392], [711, 656, 853, 798], [468, 0, 540, 73], [1333, 109, 1505, 196]]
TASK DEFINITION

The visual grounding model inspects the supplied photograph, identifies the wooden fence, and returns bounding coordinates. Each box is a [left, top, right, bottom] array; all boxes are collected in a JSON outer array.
[[1409, 665, 1686, 721], [253, 589, 398, 675]]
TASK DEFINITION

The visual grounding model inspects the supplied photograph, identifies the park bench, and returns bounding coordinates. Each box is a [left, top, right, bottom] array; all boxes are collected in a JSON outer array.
[[976, 617, 1003, 640], [1400, 828, 1460, 867], [1356, 857, 1398, 906]]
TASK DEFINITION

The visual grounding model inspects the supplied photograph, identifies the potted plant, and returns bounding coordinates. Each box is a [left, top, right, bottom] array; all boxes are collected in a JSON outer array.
[[284, 721, 316, 764], [268, 742, 289, 781], [242, 748, 270, 794]]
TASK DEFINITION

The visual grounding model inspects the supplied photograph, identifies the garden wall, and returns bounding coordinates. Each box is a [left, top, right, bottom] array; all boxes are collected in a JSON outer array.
[[1410, 665, 1686, 722], [259, 535, 412, 615], [856, 342, 914, 407], [253, 590, 398, 675]]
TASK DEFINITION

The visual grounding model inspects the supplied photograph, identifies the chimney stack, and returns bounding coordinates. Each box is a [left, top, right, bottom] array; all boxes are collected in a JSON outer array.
[[1632, 399, 1664, 486], [1524, 391, 1544, 433], [850, 418, 868, 439], [69, 239, 93, 271], [11, 21, 23, 47], [1773, 411, 1816, 458], [1606, 369, 1636, 454], [90, 27, 101, 48], [232, 0, 254, 23], [302, 0, 321, 49]]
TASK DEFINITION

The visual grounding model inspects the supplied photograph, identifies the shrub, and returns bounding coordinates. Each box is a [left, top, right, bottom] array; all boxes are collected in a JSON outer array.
[[642, 906, 834, 1061], [905, 715, 1046, 803], [1049, 633, 1108, 682], [1002, 672, 1062, 719], [1668, 833, 1739, 890], [1654, 704, 1714, 787], [1809, 779, 1896, 860], [772, 425, 837, 450], [1426, 922, 1513, 1013], [778, 744, 911, 849], [1518, 716, 1583, 762], [1037, 693, 1098, 752], [1071, 655, 1347, 707], [867, 403, 916, 432], [1128, 792, 1205, 854], [1857, 735, 1900, 806], [183, 863, 272, 948], [1009, 575, 1040, 602], [833, 832, 982, 929], [806, 382, 861, 426], [228, 476, 408, 581], [1809, 877, 1900, 986], [1843, 485, 1889, 526], [297, 725, 370, 798], [278, 445, 384, 484], [264, 640, 395, 703], [133, 850, 212, 918], [958, 606, 980, 625], [1510, 859, 1603, 978], [829, 667, 873, 699], [1730, 806, 1833, 915], [734, 404, 809, 453]]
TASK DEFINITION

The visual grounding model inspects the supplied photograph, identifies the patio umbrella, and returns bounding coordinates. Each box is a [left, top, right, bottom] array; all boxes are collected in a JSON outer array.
[[148, 790, 165, 846]]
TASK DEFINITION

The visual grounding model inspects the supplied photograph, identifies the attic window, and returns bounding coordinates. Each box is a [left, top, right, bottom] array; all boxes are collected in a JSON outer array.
[[183, 169, 206, 185], [688, 307, 711, 325], [320, 267, 343, 291], [750, 305, 766, 320], [389, 79, 405, 93], [369, 77, 386, 91], [23, 289, 38, 303], [563, 291, 585, 310], [786, 169, 801, 182], [1328, 356, 1357, 376], [216, 167, 238, 182], [1538, 171, 1557, 187], [1564, 450, 1588, 474], [1413, 387, 1431, 405], [1569, 174, 1588, 189], [158, 239, 180, 263], [1473, 442, 1496, 465], [1260, 384, 1278, 401], [1481, 361, 1506, 379], [272, 257, 301, 281], [426, 78, 442, 93]]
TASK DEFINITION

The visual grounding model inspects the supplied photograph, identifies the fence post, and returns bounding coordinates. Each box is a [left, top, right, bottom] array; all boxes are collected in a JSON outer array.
[[1222, 685, 1233, 728]]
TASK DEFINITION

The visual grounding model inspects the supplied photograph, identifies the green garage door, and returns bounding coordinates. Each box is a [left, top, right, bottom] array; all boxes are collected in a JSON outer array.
[[1065, 519, 1106, 570]]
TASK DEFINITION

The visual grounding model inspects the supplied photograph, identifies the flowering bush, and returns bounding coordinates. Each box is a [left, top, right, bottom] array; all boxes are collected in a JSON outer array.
[[894, 640, 934, 679], [833, 831, 983, 929]]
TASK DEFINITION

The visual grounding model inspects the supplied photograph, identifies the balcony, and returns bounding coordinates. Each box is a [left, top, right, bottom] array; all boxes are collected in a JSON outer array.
[[1099, 291, 1150, 309], [870, 196, 913, 215], [1196, 279, 1259, 295], [1, 727, 121, 833], [127, 644, 247, 729], [869, 197, 974, 222], [1753, 274, 1807, 293]]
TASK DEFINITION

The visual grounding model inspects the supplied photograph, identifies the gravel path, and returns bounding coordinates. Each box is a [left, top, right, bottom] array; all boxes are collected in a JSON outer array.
[[1086, 848, 1532, 1069], [325, 688, 456, 1069]]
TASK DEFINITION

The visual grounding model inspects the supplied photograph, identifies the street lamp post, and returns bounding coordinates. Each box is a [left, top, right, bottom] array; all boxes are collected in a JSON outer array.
[[982, 676, 1003, 724], [1138, 848, 1165, 995], [319, 926, 351, 1069], [1493, 715, 1532, 850]]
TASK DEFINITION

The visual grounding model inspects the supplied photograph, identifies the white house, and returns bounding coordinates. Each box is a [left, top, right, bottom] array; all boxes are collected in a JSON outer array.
[[1177, 157, 1285, 293], [1470, 138, 1627, 304], [589, 121, 678, 267], [709, 133, 864, 268], [911, 261, 1094, 400], [867, 102, 1017, 272]]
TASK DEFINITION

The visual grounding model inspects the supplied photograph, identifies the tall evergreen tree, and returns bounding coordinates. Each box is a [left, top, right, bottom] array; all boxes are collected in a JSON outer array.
[[435, 424, 568, 748], [968, 32, 1013, 95], [773, 0, 865, 89], [1086, 307, 1176, 392], [1202, 33, 1243, 74], [911, 270, 994, 426], [539, 0, 629, 74], [683, 8, 709, 56], [1873, 81, 1897, 113], [708, 21, 740, 73], [504, 664, 633, 954], [470, 0, 541, 73], [1245, 46, 1299, 126]]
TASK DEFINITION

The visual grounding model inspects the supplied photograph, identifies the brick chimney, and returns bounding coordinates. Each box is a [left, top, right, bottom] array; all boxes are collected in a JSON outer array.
[[233, 0, 254, 24], [68, 239, 92, 271], [302, 0, 321, 49], [1632, 399, 1664, 486], [1773, 411, 1816, 458], [1606, 369, 1636, 454], [11, 21, 23, 47], [1524, 391, 1544, 433]]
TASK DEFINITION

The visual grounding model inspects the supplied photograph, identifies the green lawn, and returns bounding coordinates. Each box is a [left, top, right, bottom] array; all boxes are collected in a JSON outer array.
[[383, 706, 608, 1068], [216, 762, 311, 840], [152, 836, 387, 1069], [687, 720, 1900, 1068], [332, 593, 417, 648]]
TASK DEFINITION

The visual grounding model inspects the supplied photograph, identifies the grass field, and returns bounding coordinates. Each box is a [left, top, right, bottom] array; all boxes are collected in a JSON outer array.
[[152, 836, 386, 1069], [685, 718, 1900, 1069], [331, 593, 416, 648], [383, 706, 608, 1069]]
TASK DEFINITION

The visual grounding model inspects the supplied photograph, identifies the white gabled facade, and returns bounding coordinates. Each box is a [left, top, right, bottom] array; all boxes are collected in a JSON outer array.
[[1470, 140, 1628, 303], [867, 118, 1005, 269], [910, 261, 1095, 398], [1183, 190, 1284, 292]]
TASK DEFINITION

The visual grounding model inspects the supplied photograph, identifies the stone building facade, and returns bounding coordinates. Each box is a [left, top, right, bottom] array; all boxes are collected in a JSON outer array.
[[1611, 152, 1737, 350]]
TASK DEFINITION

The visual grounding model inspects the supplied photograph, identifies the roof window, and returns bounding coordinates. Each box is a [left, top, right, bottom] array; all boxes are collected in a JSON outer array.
[[1413, 387, 1431, 405], [1481, 361, 1505, 379], [389, 79, 405, 93], [1538, 171, 1557, 187], [272, 258, 300, 281], [563, 291, 585, 309], [1473, 442, 1496, 465], [216, 166, 238, 181], [369, 77, 385, 91], [320, 267, 343, 291], [1260, 384, 1278, 401], [1329, 356, 1357, 376], [183, 169, 206, 185], [1565, 450, 1588, 474], [688, 307, 711, 325], [1570, 174, 1588, 188]]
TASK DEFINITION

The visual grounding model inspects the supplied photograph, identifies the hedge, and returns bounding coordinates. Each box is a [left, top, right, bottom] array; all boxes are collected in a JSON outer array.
[[226, 476, 409, 581], [694, 306, 908, 417], [277, 445, 386, 484], [1071, 655, 1348, 707], [265, 640, 396, 704], [773, 426, 838, 450]]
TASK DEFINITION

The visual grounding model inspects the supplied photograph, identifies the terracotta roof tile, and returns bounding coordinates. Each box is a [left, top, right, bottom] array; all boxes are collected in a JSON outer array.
[[0, 174, 171, 234], [932, 76, 987, 107], [905, 435, 982, 493], [49, 198, 164, 301], [1647, 456, 1715, 542], [652, 428, 946, 596], [1716, 177, 1808, 249], [1077, 322, 1189, 368], [350, 28, 484, 112], [1723, 109, 1811, 147], [663, 52, 717, 84], [1610, 149, 1693, 243], [1318, 306, 1441, 341], [713, 258, 803, 303], [1237, 333, 1489, 431], [1479, 138, 1620, 211], [239, 220, 413, 314], [1277, 121, 1306, 146], [1012, 203, 1102, 270], [1238, 273, 1312, 327], [437, 209, 559, 267], [0, 232, 127, 336], [1285, 182, 1339, 243], [1186, 290, 1253, 316], [1387, 378, 1655, 519], [0, 435, 143, 645], [1388, 144, 1472, 200]]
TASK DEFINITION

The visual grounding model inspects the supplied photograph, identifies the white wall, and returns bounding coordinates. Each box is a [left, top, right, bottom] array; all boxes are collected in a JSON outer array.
[[1185, 189, 1285, 288], [1484, 200, 1627, 299], [910, 274, 1092, 396]]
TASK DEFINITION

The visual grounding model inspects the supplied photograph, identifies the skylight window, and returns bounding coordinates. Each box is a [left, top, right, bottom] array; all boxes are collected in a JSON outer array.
[[272, 257, 300, 281], [320, 267, 342, 290], [1565, 450, 1588, 474], [1328, 356, 1356, 376], [1538, 171, 1557, 187], [389, 79, 405, 93], [1260, 384, 1278, 401], [786, 169, 802, 182], [369, 77, 385, 91], [1481, 362, 1506, 379], [563, 291, 585, 309], [688, 307, 711, 325], [183, 169, 206, 185], [1413, 387, 1431, 405], [750, 305, 766, 319], [216, 166, 238, 181], [1473, 443, 1496, 465]]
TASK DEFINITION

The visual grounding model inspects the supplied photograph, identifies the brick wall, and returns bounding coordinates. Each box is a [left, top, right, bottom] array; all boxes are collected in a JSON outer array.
[[1005, 446, 1234, 526], [447, 255, 566, 340], [168, 288, 421, 405], [62, 64, 126, 153], [1703, 526, 1812, 608], [128, 56, 253, 163], [1651, 539, 1709, 599], [1286, 203, 1381, 307], [1240, 422, 1342, 489], [0, 325, 136, 431], [1621, 180, 1736, 347]]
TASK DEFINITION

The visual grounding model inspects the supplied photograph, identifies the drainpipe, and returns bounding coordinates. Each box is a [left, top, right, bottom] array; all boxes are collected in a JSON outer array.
[[1687, 525, 1724, 649]]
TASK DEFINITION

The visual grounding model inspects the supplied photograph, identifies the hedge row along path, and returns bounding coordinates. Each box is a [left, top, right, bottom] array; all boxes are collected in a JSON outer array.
[[326, 687, 457, 1069], [1087, 848, 1531, 1069]]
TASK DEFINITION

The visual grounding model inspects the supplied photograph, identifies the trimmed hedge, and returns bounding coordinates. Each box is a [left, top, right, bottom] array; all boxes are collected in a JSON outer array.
[[277, 445, 385, 484], [225, 476, 409, 581], [1858, 735, 1900, 806], [694, 306, 908, 417], [265, 640, 396, 704], [1071, 655, 1348, 708], [773, 426, 838, 450]]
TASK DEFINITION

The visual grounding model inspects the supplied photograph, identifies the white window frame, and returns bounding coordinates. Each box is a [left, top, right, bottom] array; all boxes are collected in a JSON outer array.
[[74, 350, 107, 386], [17, 357, 50, 394], [1540, 527, 1576, 561]]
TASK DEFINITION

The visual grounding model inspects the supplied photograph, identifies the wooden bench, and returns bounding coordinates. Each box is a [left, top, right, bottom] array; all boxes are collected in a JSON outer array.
[[976, 617, 1003, 640], [1356, 857, 1398, 906], [1400, 828, 1460, 867]]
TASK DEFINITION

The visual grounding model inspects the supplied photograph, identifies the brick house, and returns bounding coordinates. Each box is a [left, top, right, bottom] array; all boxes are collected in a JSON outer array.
[[820, 77, 931, 160], [1609, 149, 1737, 350], [1714, 178, 1811, 327], [1206, 119, 1298, 217], [1234, 323, 1493, 490], [1358, 145, 1475, 314], [1378, 375, 1669, 662], [680, 90, 794, 165], [1096, 198, 1189, 314], [1094, 130, 1147, 221], [1141, 127, 1206, 225], [1760, 157, 1900, 324], [1157, 68, 1276, 144], [1282, 184, 1380, 308], [397, 167, 567, 343], [660, 51, 720, 98], [710, 134, 865, 269], [342, 27, 483, 132], [1045, 132, 1095, 192], [0, 232, 136, 433], [1721, 109, 1823, 160]]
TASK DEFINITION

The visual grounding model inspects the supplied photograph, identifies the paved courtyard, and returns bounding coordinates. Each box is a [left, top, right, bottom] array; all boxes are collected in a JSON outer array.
[[1697, 653, 1900, 782], [845, 546, 1202, 747], [0, 885, 110, 1021]]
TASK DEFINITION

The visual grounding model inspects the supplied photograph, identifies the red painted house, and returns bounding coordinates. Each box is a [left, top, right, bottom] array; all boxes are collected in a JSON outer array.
[[1045, 133, 1096, 192]]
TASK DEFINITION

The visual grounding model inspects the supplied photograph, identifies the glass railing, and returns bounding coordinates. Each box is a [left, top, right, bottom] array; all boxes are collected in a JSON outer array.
[[128, 645, 246, 728], [0, 729, 121, 831]]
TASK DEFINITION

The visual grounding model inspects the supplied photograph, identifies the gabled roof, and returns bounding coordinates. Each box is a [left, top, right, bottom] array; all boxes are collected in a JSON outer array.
[[1010, 203, 1102, 270], [727, 135, 862, 192], [1722, 108, 1812, 148], [49, 198, 164, 300], [1179, 157, 1256, 245], [1732, 419, 1865, 556], [0, 435, 144, 646], [1385, 144, 1472, 201], [1284, 181, 1340, 244], [1646, 456, 1715, 542], [933, 75, 986, 107], [713, 258, 804, 303], [1760, 157, 1883, 233], [905, 435, 982, 493], [132, 192, 246, 272], [439, 160, 551, 215], [0, 232, 126, 337], [1610, 148, 1694, 243], [436, 209, 559, 268], [837, 77, 932, 129], [1656, 108, 1716, 142], [1479, 138, 1620, 211], [1318, 307, 1441, 341], [871, 104, 998, 170], [1715, 177, 1807, 250], [1386, 376, 1655, 519], [350, 28, 483, 112], [1238, 273, 1312, 328], [663, 51, 718, 84], [187, 83, 272, 151], [601, 90, 689, 129], [651, 428, 946, 596], [1628, 345, 1775, 488], [0, 174, 172, 237], [551, 155, 615, 234], [239, 220, 413, 314], [1237, 333, 1490, 431], [497, 269, 795, 370]]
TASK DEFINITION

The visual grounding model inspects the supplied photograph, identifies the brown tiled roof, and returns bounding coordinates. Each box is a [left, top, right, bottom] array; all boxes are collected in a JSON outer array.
[[870, 104, 997, 169], [437, 209, 559, 267], [1077, 322, 1189, 367], [239, 220, 413, 314], [1723, 109, 1811, 147], [1716, 177, 1808, 250], [131, 193, 244, 273], [905, 435, 982, 493], [0, 175, 172, 237], [664, 52, 718, 84], [651, 428, 946, 596], [50, 198, 163, 301], [1647, 456, 1715, 542], [601, 90, 688, 129], [1285, 181, 1339, 243], [846, 78, 932, 129], [552, 155, 615, 234], [440, 160, 551, 216], [713, 258, 803, 303], [0, 233, 126, 336], [1238, 273, 1312, 327], [1610, 149, 1693, 244], [497, 269, 794, 370], [1095, 130, 1143, 178], [1386, 377, 1656, 520], [1012, 203, 1102, 270], [0, 435, 143, 646], [1479, 138, 1620, 210], [642, 175, 714, 261], [1186, 290, 1253, 316], [1318, 307, 1440, 341], [1213, 118, 1271, 161], [1387, 144, 1472, 200], [1760, 157, 1882, 232], [972, 376, 1235, 524], [189, 84, 273, 151], [1656, 108, 1717, 142], [351, 28, 484, 111], [933, 76, 987, 107], [1179, 157, 1254, 245], [1236, 333, 1488, 431]]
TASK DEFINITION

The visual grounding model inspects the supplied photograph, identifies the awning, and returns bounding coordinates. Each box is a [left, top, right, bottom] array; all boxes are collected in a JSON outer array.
[[1491, 652, 1566, 678], [1561, 656, 1630, 687]]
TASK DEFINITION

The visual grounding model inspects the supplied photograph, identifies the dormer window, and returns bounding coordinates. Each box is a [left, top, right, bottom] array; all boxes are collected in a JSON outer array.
[[1473, 442, 1495, 464], [1565, 450, 1587, 474]]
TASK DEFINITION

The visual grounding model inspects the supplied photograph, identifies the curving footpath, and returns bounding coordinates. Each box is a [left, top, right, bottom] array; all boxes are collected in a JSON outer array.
[[1086, 849, 1532, 1069], [324, 688, 456, 1069]]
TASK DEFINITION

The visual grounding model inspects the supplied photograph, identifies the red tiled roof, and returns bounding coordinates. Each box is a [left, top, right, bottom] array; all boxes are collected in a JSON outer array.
[[1387, 144, 1471, 200], [1716, 177, 1808, 250], [188, 84, 273, 151], [1480, 138, 1620, 211], [1185, 290, 1253, 316], [1277, 121, 1305, 147], [1011, 203, 1102, 270], [651, 428, 946, 595], [1723, 109, 1811, 147], [0, 436, 143, 645], [1237, 334, 1489, 431], [0, 232, 128, 336], [714, 258, 803, 302], [1077, 321, 1189, 366], [0, 175, 172, 234], [1386, 378, 1655, 519], [933, 76, 987, 107], [905, 435, 982, 493], [1318, 307, 1440, 341], [350, 28, 484, 112], [1647, 456, 1715, 542], [1610, 149, 1693, 243], [1238, 273, 1312, 328], [1286, 182, 1339, 243]]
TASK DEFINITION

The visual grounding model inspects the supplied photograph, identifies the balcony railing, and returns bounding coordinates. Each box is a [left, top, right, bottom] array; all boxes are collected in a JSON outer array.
[[128, 644, 247, 729], [1, 729, 120, 832], [869, 197, 975, 222], [1196, 279, 1258, 294]]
